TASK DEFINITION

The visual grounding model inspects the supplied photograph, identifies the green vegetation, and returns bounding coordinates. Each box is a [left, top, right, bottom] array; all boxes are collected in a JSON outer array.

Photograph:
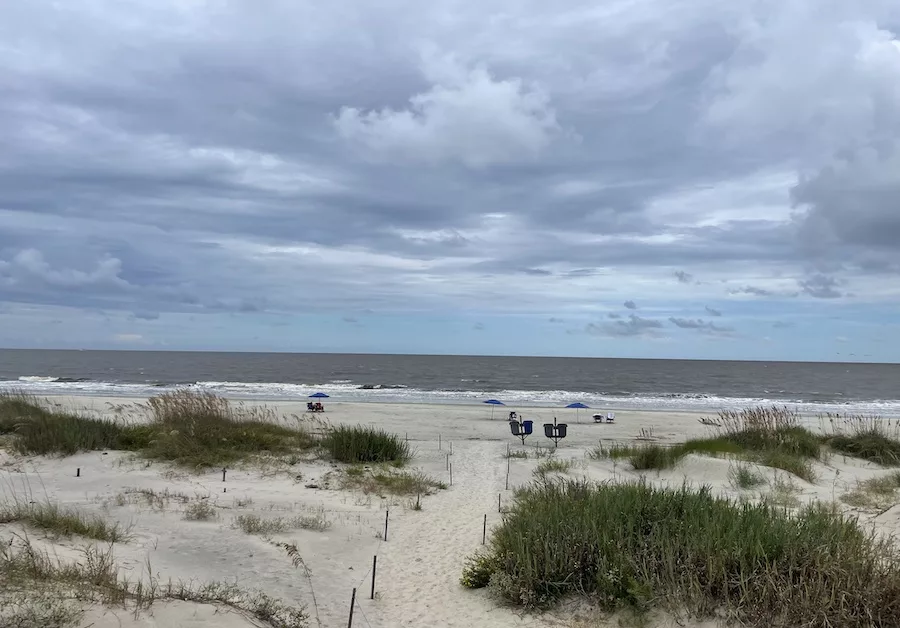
[[728, 463, 766, 489], [0, 538, 308, 628], [823, 414, 900, 466], [182, 500, 218, 521], [593, 407, 821, 481], [233, 511, 331, 535], [320, 424, 410, 464], [534, 458, 575, 476], [338, 466, 446, 496], [0, 391, 322, 469], [463, 479, 900, 627], [842, 472, 900, 510], [0, 499, 130, 542]]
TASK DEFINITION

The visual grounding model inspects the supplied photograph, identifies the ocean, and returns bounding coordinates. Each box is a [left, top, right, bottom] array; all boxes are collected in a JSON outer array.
[[1, 349, 899, 416]]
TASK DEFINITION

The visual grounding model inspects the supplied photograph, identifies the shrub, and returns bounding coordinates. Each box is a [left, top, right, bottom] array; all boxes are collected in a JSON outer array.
[[321, 425, 410, 464], [467, 479, 900, 627], [233, 512, 331, 535], [460, 552, 497, 589], [823, 416, 900, 466], [534, 458, 575, 476], [728, 463, 766, 490], [0, 499, 130, 542], [183, 500, 218, 521]]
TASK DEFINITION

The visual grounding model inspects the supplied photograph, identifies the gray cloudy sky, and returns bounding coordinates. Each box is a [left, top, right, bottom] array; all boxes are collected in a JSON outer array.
[[1, 0, 899, 361]]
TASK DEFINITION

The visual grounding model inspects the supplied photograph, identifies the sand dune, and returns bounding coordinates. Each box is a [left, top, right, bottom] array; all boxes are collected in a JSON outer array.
[[1, 398, 898, 627]]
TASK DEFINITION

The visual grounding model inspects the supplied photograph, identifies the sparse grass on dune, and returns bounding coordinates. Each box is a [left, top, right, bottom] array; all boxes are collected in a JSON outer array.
[[0, 537, 309, 628], [0, 498, 130, 543], [320, 424, 411, 464], [338, 466, 446, 496], [728, 463, 766, 490], [463, 479, 900, 627], [233, 511, 331, 535], [842, 471, 900, 510], [534, 458, 575, 476]]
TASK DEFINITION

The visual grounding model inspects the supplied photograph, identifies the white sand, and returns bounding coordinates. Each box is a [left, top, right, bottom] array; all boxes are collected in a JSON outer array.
[[2, 398, 899, 628]]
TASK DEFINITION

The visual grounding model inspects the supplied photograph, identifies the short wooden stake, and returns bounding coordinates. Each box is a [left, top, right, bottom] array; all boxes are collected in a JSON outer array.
[[449, 462, 453, 486], [223, 487, 227, 493], [370, 556, 377, 599], [498, 493, 501, 513], [482, 513, 488, 544], [446, 453, 449, 471], [450, 441, 453, 455], [347, 588, 356, 627], [384, 509, 389, 542], [505, 470, 509, 491], [222, 468, 226, 482], [439, 433, 442, 450], [76, 468, 80, 478]]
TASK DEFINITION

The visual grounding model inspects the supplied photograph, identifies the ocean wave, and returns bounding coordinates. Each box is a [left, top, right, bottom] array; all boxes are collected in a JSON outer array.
[[2, 377, 900, 417]]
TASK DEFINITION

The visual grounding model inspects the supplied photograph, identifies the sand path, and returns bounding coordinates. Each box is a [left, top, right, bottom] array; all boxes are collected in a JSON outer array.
[[368, 440, 533, 628]]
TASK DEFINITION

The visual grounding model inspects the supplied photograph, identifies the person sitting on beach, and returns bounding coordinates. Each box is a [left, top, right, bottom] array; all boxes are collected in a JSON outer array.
[[509, 411, 518, 420], [314, 402, 324, 412], [307, 402, 315, 412]]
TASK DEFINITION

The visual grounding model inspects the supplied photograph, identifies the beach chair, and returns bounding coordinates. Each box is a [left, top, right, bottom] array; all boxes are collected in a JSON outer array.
[[592, 413, 604, 423], [606, 412, 615, 423], [307, 402, 315, 412]]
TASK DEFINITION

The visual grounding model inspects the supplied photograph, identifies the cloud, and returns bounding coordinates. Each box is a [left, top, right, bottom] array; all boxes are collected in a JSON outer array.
[[342, 316, 359, 323], [334, 53, 563, 168], [0, 0, 897, 357], [772, 321, 794, 328], [112, 333, 144, 343], [473, 322, 485, 330], [548, 317, 564, 323], [623, 300, 638, 310], [798, 273, 843, 299], [704, 306, 722, 317], [587, 314, 664, 338], [668, 317, 734, 334]]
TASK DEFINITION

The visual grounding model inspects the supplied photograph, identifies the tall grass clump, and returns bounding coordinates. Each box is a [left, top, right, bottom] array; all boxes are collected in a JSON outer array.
[[464, 479, 900, 627], [0, 498, 129, 542], [321, 424, 410, 464], [142, 391, 318, 468], [0, 392, 139, 456], [823, 414, 900, 466]]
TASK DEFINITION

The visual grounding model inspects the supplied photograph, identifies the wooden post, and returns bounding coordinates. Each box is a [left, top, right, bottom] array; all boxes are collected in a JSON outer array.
[[449, 462, 453, 486], [482, 514, 487, 544], [222, 468, 226, 482], [439, 433, 442, 450], [347, 588, 356, 627], [76, 468, 80, 478], [450, 441, 453, 455], [384, 509, 389, 542], [498, 493, 501, 513], [446, 453, 449, 471], [370, 556, 377, 599]]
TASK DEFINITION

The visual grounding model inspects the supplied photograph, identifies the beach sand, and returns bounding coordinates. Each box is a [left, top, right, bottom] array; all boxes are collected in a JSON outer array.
[[2, 397, 899, 627]]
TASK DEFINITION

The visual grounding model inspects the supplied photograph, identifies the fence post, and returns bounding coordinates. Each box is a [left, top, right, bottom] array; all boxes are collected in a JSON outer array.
[[347, 588, 356, 627], [384, 509, 389, 542], [482, 513, 487, 544], [370, 556, 377, 599]]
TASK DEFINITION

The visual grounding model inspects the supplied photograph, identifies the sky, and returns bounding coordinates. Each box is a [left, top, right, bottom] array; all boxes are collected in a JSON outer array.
[[1, 1, 899, 362]]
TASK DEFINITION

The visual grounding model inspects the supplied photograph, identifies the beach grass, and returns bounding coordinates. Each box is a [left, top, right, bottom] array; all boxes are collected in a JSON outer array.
[[728, 463, 766, 489], [462, 478, 900, 627], [0, 537, 309, 628], [534, 458, 575, 476], [338, 466, 446, 496], [822, 414, 900, 466], [0, 391, 319, 469], [0, 498, 130, 542], [593, 407, 821, 481], [233, 511, 332, 535], [320, 424, 411, 464], [841, 472, 900, 510]]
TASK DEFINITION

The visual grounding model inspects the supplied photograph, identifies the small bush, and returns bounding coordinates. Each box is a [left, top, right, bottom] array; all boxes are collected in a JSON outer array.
[[339, 467, 446, 496], [534, 458, 575, 476], [759, 449, 816, 482], [0, 499, 129, 542], [728, 464, 766, 489], [842, 472, 900, 510], [628, 444, 684, 470], [233, 511, 331, 535], [826, 430, 900, 467], [468, 479, 900, 626], [183, 500, 218, 521], [460, 552, 497, 589], [321, 425, 410, 464]]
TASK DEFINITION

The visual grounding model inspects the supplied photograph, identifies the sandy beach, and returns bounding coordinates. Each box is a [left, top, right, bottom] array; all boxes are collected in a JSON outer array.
[[3, 397, 900, 628]]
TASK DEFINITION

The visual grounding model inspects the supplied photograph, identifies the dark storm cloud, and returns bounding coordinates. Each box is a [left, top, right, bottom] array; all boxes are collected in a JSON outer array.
[[704, 306, 722, 317], [623, 300, 638, 310], [0, 0, 897, 329]]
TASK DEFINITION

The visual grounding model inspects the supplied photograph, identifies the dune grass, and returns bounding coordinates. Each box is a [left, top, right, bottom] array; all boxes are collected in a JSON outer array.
[[822, 414, 900, 466], [593, 407, 820, 481], [320, 424, 411, 464], [0, 498, 130, 542], [841, 472, 900, 510], [534, 458, 575, 476], [0, 391, 319, 469], [338, 466, 446, 496], [0, 537, 309, 628], [463, 479, 900, 627], [728, 463, 766, 489], [233, 511, 331, 535]]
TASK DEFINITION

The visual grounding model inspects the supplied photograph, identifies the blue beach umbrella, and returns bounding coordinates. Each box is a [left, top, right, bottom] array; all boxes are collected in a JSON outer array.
[[565, 402, 590, 422], [483, 399, 505, 420], [309, 392, 329, 398]]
